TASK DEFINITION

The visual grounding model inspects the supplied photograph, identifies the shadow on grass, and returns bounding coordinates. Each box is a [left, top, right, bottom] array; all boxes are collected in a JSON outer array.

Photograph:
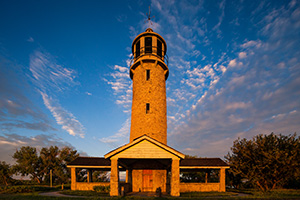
[[1, 189, 300, 200]]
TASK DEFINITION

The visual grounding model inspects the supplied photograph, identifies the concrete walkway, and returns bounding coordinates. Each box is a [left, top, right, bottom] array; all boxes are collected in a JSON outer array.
[[39, 191, 86, 198]]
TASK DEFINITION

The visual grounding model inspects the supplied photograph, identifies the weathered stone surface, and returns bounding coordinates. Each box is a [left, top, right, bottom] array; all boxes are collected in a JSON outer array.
[[171, 159, 180, 196], [153, 169, 167, 192], [132, 169, 143, 192], [72, 182, 110, 191], [130, 60, 168, 144], [220, 168, 226, 192], [180, 183, 220, 192], [110, 159, 119, 196], [71, 167, 76, 190]]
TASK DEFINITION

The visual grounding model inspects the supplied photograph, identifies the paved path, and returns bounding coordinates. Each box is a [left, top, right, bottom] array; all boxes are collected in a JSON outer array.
[[39, 191, 86, 198]]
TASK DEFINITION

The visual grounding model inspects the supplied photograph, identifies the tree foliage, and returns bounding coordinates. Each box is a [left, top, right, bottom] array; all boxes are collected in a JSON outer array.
[[225, 133, 300, 191], [0, 161, 13, 186], [13, 146, 79, 184], [12, 146, 43, 183], [92, 171, 109, 182]]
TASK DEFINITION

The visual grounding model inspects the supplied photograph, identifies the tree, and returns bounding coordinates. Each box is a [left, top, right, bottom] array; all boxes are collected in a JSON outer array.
[[0, 161, 13, 185], [13, 146, 43, 183], [57, 146, 79, 183], [13, 145, 79, 184], [225, 133, 300, 191], [40, 146, 79, 184], [92, 170, 109, 182], [40, 146, 60, 184]]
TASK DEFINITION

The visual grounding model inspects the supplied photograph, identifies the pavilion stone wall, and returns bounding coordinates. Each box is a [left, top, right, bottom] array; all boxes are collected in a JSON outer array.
[[180, 183, 220, 192], [72, 182, 110, 191]]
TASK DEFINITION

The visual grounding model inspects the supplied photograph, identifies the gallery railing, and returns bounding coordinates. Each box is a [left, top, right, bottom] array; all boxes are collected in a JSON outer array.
[[130, 46, 169, 66]]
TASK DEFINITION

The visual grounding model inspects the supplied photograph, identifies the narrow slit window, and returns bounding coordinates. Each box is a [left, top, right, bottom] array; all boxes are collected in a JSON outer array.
[[157, 39, 162, 58], [136, 40, 140, 58], [146, 103, 150, 114], [146, 70, 150, 80], [145, 37, 152, 54]]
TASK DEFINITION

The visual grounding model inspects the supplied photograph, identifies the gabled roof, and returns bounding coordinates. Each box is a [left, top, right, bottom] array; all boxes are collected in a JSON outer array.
[[180, 158, 229, 169], [104, 135, 185, 159], [67, 157, 111, 168], [67, 156, 229, 169]]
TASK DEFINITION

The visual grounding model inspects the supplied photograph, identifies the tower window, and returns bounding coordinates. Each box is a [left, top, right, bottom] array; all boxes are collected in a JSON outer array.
[[157, 39, 162, 58], [146, 70, 150, 80], [135, 40, 140, 58], [145, 37, 152, 54], [146, 103, 150, 114]]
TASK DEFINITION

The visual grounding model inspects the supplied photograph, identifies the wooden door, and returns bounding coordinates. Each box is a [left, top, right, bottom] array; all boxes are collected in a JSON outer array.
[[142, 170, 153, 192]]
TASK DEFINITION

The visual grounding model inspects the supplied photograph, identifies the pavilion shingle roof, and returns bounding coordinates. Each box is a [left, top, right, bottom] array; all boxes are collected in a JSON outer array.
[[180, 158, 228, 167], [68, 157, 228, 167], [68, 157, 110, 166]]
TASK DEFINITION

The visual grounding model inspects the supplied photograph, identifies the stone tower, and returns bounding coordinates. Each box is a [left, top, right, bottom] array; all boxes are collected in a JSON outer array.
[[130, 28, 169, 144]]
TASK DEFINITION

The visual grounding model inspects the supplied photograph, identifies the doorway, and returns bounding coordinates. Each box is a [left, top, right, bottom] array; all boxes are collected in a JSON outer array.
[[142, 170, 153, 191]]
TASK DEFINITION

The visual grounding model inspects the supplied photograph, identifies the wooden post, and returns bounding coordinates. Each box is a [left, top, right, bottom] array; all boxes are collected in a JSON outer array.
[[126, 169, 132, 192], [87, 169, 92, 183], [110, 159, 119, 196], [170, 159, 180, 196], [50, 169, 52, 187]]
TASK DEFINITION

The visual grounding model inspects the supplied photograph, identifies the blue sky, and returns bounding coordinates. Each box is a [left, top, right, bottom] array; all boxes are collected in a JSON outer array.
[[1, 0, 300, 164]]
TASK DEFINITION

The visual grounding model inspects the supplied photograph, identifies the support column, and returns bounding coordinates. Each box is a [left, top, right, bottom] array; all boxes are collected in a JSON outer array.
[[87, 169, 92, 183], [110, 158, 119, 196], [126, 169, 132, 192], [170, 159, 180, 196], [219, 168, 226, 192], [71, 167, 76, 190]]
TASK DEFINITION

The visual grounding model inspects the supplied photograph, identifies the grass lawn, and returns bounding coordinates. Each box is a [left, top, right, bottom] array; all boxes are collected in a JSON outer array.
[[0, 189, 299, 199], [0, 193, 82, 200], [228, 189, 300, 199], [60, 190, 109, 197], [181, 191, 238, 197]]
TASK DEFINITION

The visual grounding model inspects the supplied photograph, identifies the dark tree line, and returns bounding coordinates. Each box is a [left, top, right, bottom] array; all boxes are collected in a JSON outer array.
[[0, 146, 79, 185], [226, 133, 300, 191]]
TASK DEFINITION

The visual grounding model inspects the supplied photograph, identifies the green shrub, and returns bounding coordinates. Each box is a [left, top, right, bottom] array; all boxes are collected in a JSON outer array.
[[0, 185, 57, 194], [93, 185, 110, 193]]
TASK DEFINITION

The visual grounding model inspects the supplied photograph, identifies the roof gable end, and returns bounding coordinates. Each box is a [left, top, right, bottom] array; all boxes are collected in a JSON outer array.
[[104, 135, 185, 159]]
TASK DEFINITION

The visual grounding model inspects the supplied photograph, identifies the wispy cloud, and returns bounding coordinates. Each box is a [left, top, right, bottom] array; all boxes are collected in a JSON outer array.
[[27, 37, 34, 42], [0, 56, 54, 132], [40, 92, 85, 138], [169, 1, 300, 157], [104, 64, 132, 113], [102, 62, 132, 145], [99, 118, 130, 147], [30, 50, 78, 93], [1, 121, 56, 132], [29, 50, 85, 138], [212, 0, 226, 38], [0, 133, 83, 164]]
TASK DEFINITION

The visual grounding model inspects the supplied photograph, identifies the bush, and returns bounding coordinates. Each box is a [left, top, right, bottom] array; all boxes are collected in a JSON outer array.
[[93, 185, 110, 193], [0, 185, 57, 194]]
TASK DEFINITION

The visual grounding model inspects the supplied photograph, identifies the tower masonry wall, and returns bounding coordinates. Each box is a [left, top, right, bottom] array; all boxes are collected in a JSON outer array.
[[130, 60, 167, 144]]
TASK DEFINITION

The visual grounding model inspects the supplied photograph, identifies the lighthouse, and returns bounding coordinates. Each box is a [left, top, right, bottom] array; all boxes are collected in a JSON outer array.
[[130, 28, 168, 144], [68, 27, 229, 197]]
